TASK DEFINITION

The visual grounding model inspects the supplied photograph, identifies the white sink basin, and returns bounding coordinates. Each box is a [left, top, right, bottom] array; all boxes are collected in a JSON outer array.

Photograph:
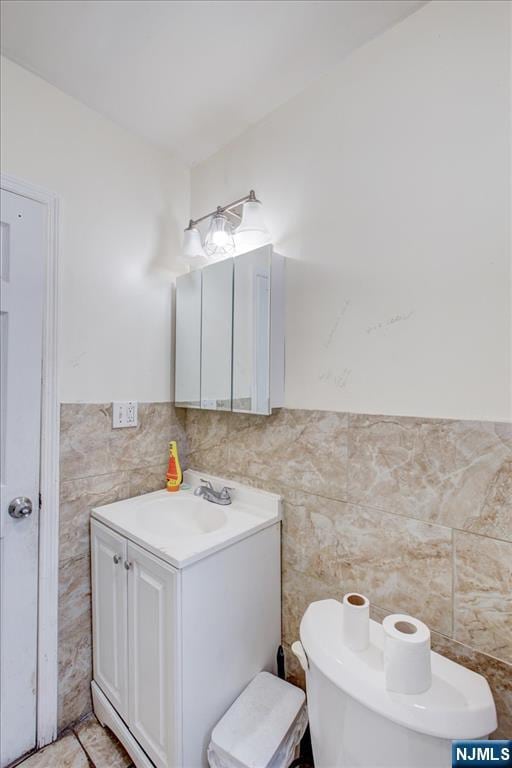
[[91, 469, 281, 569], [135, 495, 228, 537]]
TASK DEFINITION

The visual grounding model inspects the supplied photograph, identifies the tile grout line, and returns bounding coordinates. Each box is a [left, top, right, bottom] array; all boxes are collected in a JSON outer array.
[[74, 734, 95, 768], [59, 460, 176, 486]]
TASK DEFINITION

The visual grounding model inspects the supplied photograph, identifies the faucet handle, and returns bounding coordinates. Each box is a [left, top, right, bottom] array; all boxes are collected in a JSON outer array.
[[200, 479, 214, 489], [219, 486, 234, 498]]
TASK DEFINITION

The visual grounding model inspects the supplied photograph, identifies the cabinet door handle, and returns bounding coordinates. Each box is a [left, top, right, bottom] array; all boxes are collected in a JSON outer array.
[[124, 561, 132, 570], [113, 554, 121, 564]]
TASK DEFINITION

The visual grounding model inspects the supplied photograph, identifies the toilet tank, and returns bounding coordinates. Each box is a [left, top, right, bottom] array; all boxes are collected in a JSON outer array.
[[299, 600, 497, 768]]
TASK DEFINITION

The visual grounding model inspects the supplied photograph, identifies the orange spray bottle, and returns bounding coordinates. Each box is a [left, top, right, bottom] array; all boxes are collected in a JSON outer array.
[[166, 440, 182, 492]]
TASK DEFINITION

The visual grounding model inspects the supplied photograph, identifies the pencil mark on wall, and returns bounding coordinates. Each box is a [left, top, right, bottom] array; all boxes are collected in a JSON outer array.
[[324, 300, 350, 349], [70, 351, 86, 369], [319, 367, 352, 390], [366, 310, 414, 335]]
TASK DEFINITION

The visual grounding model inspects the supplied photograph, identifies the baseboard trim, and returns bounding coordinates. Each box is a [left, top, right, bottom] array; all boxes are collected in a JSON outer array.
[[91, 682, 154, 768]]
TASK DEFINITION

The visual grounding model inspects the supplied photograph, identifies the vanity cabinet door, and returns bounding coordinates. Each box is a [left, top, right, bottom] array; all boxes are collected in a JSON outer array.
[[91, 521, 128, 720], [127, 542, 179, 768]]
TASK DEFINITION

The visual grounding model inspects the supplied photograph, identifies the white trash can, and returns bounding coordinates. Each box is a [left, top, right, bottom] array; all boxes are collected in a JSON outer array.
[[208, 672, 308, 768]]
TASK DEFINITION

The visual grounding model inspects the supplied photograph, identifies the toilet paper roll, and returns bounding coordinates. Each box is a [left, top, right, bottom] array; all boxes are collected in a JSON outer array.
[[383, 614, 432, 694], [342, 593, 370, 652]]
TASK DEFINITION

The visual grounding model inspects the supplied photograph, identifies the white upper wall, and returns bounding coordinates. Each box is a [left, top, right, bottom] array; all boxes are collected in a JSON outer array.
[[191, 0, 511, 422], [1, 56, 189, 402]]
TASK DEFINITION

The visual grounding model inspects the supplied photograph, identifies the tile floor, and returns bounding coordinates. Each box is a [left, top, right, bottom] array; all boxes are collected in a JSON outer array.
[[15, 714, 133, 768]]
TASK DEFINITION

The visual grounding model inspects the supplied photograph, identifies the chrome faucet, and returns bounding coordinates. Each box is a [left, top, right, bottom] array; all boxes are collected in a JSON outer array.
[[194, 479, 233, 505]]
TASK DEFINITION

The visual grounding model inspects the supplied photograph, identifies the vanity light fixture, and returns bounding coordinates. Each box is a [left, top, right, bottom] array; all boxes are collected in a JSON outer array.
[[182, 190, 270, 263]]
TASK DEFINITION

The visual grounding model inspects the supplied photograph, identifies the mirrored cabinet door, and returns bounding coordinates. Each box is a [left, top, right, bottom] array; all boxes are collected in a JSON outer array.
[[233, 247, 270, 413], [201, 259, 233, 410], [233, 246, 284, 415], [175, 270, 202, 408]]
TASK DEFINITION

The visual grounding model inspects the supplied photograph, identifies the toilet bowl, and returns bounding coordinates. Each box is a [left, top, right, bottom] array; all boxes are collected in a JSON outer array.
[[294, 600, 497, 768]]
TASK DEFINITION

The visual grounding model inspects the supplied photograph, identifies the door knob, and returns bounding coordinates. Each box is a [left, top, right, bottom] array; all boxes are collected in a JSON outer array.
[[8, 497, 33, 519], [124, 561, 132, 570], [113, 554, 121, 564]]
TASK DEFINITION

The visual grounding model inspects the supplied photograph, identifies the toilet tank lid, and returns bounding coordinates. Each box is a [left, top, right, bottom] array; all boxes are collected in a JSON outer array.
[[300, 600, 497, 740]]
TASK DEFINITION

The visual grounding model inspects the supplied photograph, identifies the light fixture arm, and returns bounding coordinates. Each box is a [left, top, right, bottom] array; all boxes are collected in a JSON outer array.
[[187, 190, 259, 229]]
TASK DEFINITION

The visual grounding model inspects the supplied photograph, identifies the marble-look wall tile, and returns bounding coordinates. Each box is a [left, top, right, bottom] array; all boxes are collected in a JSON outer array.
[[60, 404, 113, 481], [128, 464, 169, 497], [227, 410, 348, 500], [282, 488, 453, 634], [185, 408, 230, 475], [454, 532, 512, 663], [282, 567, 337, 646], [58, 554, 92, 731], [186, 408, 349, 499], [470, 458, 512, 542], [348, 415, 512, 539], [60, 403, 187, 482], [59, 473, 129, 563]]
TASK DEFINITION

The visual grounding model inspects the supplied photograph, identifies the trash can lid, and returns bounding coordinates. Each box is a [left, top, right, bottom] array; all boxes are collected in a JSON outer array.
[[210, 671, 306, 768]]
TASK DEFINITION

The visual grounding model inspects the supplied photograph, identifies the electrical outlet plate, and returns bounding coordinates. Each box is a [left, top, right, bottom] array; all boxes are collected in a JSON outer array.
[[113, 401, 138, 429]]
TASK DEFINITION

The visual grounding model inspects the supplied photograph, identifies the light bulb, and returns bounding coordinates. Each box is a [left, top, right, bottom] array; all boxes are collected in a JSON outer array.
[[212, 229, 229, 247], [204, 210, 235, 260]]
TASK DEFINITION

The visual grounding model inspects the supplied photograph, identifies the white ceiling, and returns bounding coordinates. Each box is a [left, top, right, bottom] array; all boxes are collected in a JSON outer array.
[[1, 0, 425, 166]]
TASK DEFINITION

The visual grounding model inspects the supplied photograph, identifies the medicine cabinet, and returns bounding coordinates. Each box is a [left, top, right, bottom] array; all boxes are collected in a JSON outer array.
[[175, 245, 284, 415]]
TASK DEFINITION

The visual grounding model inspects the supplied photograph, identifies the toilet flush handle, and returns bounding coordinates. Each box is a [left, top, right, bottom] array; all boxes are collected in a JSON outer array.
[[291, 640, 309, 672]]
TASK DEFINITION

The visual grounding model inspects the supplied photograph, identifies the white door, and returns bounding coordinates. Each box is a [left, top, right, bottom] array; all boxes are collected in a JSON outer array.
[[127, 542, 179, 768], [0, 189, 46, 767], [91, 520, 128, 720]]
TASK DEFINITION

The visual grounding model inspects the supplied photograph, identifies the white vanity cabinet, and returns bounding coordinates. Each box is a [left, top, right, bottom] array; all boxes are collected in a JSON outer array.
[[91, 524, 179, 768], [90, 475, 281, 768]]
